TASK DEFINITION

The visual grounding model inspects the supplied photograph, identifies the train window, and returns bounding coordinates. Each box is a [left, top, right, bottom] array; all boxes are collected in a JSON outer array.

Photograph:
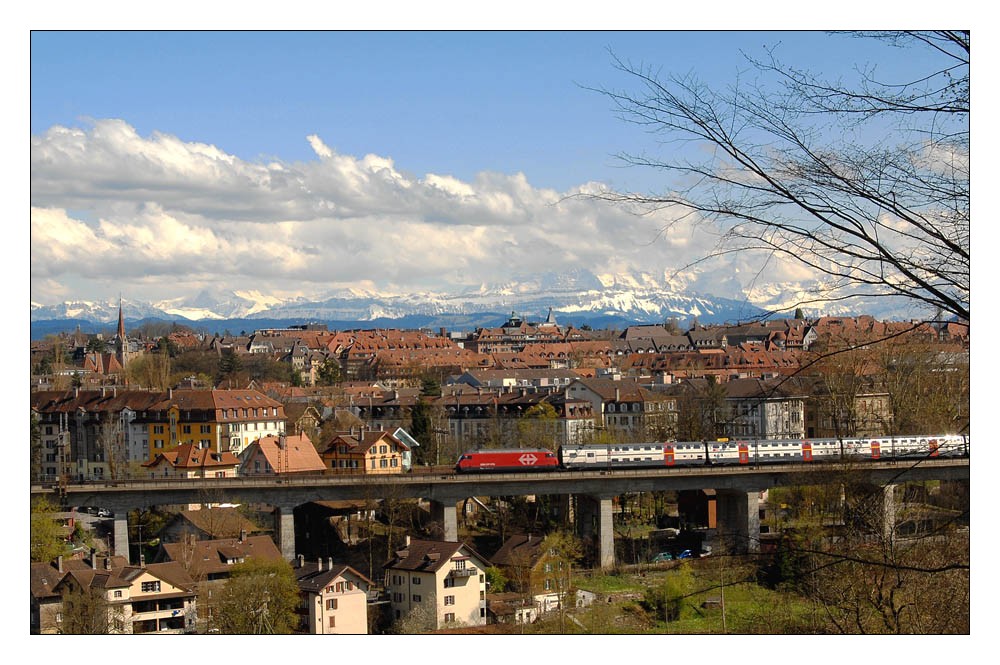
[[587, 453, 595, 458]]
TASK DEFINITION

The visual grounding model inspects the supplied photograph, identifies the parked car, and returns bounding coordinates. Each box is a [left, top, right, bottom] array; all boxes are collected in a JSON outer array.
[[677, 549, 693, 559], [651, 552, 674, 563], [96, 508, 113, 518]]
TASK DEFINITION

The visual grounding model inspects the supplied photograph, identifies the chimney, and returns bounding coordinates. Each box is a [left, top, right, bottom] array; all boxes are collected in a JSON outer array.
[[91, 554, 97, 569], [105, 556, 112, 571], [113, 387, 117, 398], [140, 553, 146, 567], [297, 554, 304, 568], [168, 388, 173, 399], [57, 556, 63, 573], [615, 387, 620, 402], [317, 558, 324, 572], [404, 535, 411, 547], [239, 528, 247, 544], [327, 557, 334, 571]]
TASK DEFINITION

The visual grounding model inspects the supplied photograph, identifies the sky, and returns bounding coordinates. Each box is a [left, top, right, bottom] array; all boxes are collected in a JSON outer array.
[[26, 13, 977, 311]]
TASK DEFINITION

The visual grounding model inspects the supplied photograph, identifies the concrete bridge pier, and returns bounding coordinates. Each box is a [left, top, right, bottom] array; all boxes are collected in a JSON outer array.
[[430, 498, 459, 542], [274, 504, 297, 561], [113, 515, 130, 560], [715, 489, 761, 554], [576, 494, 616, 569], [882, 484, 897, 544]]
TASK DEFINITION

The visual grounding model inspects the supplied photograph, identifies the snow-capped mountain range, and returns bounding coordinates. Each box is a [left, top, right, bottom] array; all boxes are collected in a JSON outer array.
[[29, 269, 918, 329]]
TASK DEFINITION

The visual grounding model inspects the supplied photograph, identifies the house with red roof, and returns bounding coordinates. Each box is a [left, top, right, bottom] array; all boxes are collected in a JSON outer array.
[[239, 432, 325, 476]]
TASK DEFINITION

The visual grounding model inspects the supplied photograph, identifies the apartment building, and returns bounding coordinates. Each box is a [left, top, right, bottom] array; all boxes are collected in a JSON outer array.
[[383, 537, 490, 630]]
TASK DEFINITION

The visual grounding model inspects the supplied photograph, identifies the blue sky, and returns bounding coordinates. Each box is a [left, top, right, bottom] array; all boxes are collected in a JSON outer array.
[[28, 25, 971, 312], [31, 30, 939, 194]]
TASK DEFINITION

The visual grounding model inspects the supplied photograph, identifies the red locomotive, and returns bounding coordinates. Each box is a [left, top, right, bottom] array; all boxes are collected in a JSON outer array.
[[455, 448, 560, 473]]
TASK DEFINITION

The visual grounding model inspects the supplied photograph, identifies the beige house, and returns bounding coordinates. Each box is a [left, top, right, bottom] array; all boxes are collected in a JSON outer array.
[[143, 442, 241, 479], [30, 554, 197, 634], [293, 556, 373, 634], [383, 537, 490, 630], [321, 429, 409, 475]]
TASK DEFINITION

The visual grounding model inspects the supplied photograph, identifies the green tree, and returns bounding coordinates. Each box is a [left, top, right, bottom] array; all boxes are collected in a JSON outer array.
[[31, 496, 71, 562], [215, 558, 300, 634], [420, 376, 441, 397], [316, 357, 342, 386], [484, 566, 510, 593], [85, 336, 108, 353], [155, 336, 179, 357], [216, 348, 243, 385], [642, 564, 695, 623]]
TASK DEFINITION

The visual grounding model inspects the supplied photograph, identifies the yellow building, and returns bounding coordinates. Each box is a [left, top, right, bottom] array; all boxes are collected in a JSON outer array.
[[146, 388, 286, 459], [321, 429, 409, 475]]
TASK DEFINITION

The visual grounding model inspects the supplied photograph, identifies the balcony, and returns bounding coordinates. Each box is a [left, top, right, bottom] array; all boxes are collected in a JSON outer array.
[[448, 566, 477, 578]]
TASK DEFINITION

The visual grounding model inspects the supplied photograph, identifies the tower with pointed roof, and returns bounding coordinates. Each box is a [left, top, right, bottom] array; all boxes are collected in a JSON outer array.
[[115, 297, 130, 374]]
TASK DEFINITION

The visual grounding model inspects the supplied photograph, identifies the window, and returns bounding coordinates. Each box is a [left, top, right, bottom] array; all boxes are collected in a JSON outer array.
[[153, 425, 164, 434], [544, 579, 553, 590], [201, 425, 211, 434], [114, 590, 122, 598], [544, 563, 553, 572], [141, 581, 161, 593], [444, 578, 455, 588], [444, 613, 455, 623], [412, 576, 421, 585], [379, 444, 387, 454], [328, 616, 336, 628], [182, 425, 191, 434], [444, 595, 455, 606], [326, 598, 338, 610], [336, 582, 344, 593], [412, 594, 421, 602]]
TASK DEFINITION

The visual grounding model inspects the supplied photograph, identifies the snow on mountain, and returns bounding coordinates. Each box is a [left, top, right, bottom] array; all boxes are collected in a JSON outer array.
[[31, 269, 919, 327]]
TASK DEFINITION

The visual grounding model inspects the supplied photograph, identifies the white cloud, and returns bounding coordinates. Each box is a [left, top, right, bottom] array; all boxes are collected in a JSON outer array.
[[30, 119, 804, 304]]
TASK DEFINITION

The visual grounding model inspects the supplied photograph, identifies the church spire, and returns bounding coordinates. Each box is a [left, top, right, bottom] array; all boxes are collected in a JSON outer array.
[[116, 296, 129, 373]]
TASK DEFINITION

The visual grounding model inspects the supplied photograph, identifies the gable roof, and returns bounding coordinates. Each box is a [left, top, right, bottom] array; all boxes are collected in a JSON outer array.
[[243, 433, 326, 473], [383, 538, 490, 573], [161, 508, 259, 540], [294, 560, 373, 593], [158, 535, 283, 578], [143, 443, 241, 470], [324, 430, 409, 455], [489, 534, 546, 568]]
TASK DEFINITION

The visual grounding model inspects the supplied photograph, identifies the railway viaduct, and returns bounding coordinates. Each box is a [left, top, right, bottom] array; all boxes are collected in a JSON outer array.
[[31, 458, 969, 569]]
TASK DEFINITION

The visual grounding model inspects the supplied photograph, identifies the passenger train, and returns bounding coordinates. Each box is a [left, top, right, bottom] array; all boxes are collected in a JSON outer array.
[[455, 434, 968, 473]]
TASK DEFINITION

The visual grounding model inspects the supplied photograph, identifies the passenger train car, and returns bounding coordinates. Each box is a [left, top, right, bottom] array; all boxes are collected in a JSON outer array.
[[457, 435, 967, 473]]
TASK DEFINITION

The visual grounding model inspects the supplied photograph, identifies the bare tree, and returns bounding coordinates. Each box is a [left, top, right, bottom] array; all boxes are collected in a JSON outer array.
[[592, 31, 969, 321]]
